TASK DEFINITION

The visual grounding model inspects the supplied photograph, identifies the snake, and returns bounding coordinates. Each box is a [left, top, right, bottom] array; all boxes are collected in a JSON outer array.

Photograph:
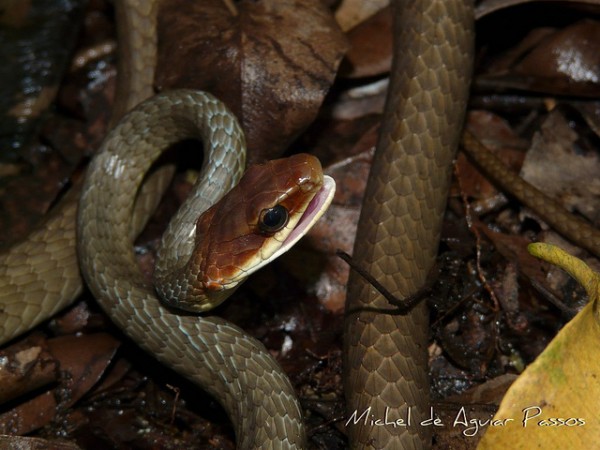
[[77, 89, 335, 449], [0, 0, 339, 448], [344, 1, 600, 449], [343, 1, 474, 448], [3, 0, 598, 449]]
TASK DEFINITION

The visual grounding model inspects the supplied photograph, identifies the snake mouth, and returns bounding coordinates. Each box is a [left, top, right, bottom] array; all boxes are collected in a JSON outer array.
[[272, 175, 336, 260], [223, 174, 336, 288]]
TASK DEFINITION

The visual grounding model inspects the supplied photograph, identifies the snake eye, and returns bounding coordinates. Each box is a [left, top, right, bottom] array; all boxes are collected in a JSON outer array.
[[258, 204, 289, 235]]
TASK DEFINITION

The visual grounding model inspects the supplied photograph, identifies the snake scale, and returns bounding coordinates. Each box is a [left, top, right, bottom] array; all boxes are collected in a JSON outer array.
[[344, 1, 474, 448], [5, 0, 473, 449], [5, 0, 597, 449], [77, 90, 317, 449]]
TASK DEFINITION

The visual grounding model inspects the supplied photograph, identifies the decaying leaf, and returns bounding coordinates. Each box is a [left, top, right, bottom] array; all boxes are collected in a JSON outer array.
[[339, 6, 392, 78], [334, 0, 389, 31], [521, 110, 600, 224], [0, 333, 120, 435], [512, 19, 600, 87], [155, 0, 348, 162], [476, 13, 600, 96], [0, 435, 81, 450], [0, 339, 58, 405], [302, 128, 376, 312], [434, 375, 517, 449], [476, 0, 600, 20]]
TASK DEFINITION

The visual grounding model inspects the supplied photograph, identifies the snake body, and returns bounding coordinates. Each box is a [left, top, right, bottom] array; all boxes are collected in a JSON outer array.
[[0, 0, 160, 344], [1, 0, 476, 448], [0, 0, 330, 447], [344, 1, 474, 448], [5, 1, 593, 449], [77, 90, 316, 449]]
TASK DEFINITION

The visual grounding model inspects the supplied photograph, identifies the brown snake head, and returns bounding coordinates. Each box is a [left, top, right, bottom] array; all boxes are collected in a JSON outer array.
[[157, 153, 335, 312]]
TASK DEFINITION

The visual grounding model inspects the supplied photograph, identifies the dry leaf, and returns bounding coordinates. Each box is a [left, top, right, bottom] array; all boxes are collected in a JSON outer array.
[[0, 340, 57, 404], [477, 14, 600, 96], [0, 333, 120, 435], [303, 131, 376, 311], [513, 20, 600, 86], [521, 110, 600, 224], [0, 435, 81, 450], [434, 375, 518, 449], [334, 0, 389, 31], [155, 0, 348, 162], [476, 0, 600, 20], [340, 6, 392, 78]]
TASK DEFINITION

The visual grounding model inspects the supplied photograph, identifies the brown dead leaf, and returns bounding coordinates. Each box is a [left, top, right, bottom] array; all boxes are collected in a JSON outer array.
[[155, 0, 348, 162], [302, 204, 357, 312], [446, 374, 519, 405], [47, 301, 98, 336], [482, 26, 556, 75], [476, 0, 600, 20], [0, 333, 120, 435], [46, 333, 120, 407], [0, 339, 57, 404], [0, 435, 81, 450], [334, 0, 389, 32], [521, 110, 600, 224], [476, 225, 557, 292], [327, 128, 377, 206], [513, 20, 600, 86], [433, 375, 518, 449], [329, 78, 388, 120], [340, 6, 392, 78], [477, 13, 600, 96]]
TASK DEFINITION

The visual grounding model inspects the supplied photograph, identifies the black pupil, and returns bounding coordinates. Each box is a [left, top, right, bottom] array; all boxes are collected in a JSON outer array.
[[260, 205, 288, 233]]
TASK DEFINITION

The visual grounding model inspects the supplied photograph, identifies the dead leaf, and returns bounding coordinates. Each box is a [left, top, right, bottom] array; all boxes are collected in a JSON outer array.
[[476, 15, 600, 96], [155, 0, 348, 162], [0, 340, 57, 404], [0, 435, 81, 450], [446, 374, 519, 405], [329, 78, 388, 120], [302, 132, 375, 311], [476, 0, 600, 21], [339, 6, 392, 78], [514, 19, 600, 86], [433, 375, 518, 449], [0, 333, 120, 435], [46, 333, 121, 407], [334, 0, 389, 31], [521, 110, 600, 224]]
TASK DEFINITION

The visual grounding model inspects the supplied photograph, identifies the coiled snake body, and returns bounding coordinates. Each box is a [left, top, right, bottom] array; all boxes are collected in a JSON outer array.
[[0, 0, 477, 449], [77, 90, 334, 449]]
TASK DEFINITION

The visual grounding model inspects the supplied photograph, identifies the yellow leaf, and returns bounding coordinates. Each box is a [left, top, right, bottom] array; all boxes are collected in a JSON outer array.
[[477, 243, 600, 449]]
